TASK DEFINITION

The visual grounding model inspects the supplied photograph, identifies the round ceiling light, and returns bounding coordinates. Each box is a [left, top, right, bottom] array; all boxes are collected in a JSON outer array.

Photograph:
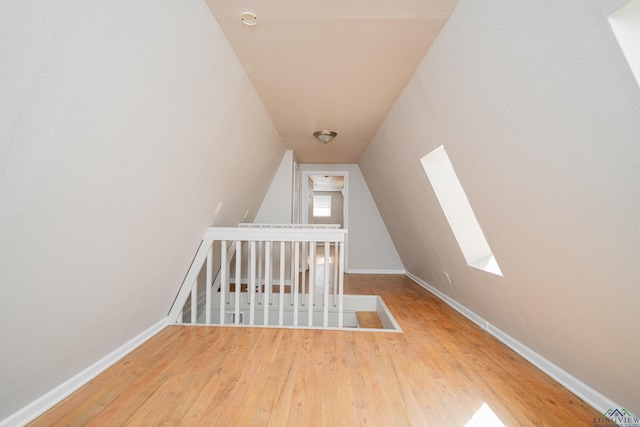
[[313, 130, 337, 144], [240, 12, 258, 26]]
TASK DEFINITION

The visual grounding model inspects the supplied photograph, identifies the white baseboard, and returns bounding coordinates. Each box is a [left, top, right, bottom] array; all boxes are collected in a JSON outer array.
[[1, 317, 169, 427], [405, 271, 620, 415], [406, 271, 488, 330], [347, 269, 406, 275]]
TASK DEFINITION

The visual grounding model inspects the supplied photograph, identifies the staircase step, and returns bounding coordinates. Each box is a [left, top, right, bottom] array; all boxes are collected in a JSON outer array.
[[356, 311, 384, 329]]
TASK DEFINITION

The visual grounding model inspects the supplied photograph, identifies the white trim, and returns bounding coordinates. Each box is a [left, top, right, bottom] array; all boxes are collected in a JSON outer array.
[[239, 223, 340, 229], [376, 295, 403, 332], [485, 324, 619, 415], [178, 322, 400, 333], [347, 269, 406, 275], [1, 318, 169, 427], [405, 271, 487, 329], [405, 271, 621, 415], [204, 227, 346, 243]]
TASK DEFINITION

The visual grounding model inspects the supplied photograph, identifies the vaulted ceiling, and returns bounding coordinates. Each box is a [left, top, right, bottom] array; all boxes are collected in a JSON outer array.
[[206, 0, 458, 163]]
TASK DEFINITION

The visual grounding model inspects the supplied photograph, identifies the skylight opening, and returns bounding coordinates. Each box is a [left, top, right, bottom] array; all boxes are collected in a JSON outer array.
[[609, 0, 640, 88], [420, 146, 502, 276], [313, 194, 332, 217]]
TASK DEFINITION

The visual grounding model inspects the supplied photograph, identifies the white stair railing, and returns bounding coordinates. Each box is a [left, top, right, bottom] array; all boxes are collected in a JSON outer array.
[[169, 225, 346, 328]]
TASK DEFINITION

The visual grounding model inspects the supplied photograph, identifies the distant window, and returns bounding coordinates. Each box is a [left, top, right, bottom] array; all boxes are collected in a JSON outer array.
[[313, 195, 332, 217], [420, 146, 502, 276], [609, 0, 640, 88]]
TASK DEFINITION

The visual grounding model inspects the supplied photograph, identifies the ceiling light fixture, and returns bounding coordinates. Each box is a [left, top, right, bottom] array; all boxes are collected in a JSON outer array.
[[313, 130, 337, 144], [240, 12, 258, 26]]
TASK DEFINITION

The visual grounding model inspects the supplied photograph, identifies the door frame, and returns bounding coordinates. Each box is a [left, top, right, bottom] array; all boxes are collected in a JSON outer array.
[[301, 170, 349, 271]]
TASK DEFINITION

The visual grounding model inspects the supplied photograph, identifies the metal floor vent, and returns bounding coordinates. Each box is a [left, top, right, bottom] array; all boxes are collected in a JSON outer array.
[[225, 312, 244, 324]]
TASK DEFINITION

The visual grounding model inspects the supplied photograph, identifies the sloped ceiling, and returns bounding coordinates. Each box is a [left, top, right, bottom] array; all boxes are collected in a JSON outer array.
[[360, 0, 640, 414], [206, 0, 457, 163]]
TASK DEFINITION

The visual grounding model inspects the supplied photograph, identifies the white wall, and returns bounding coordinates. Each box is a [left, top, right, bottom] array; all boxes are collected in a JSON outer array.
[[0, 0, 284, 419], [255, 150, 295, 223], [360, 0, 640, 413], [300, 164, 404, 273]]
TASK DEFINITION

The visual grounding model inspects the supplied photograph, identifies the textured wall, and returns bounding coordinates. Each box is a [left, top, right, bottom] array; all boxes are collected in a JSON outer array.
[[255, 150, 295, 223], [0, 0, 284, 418], [360, 0, 640, 413]]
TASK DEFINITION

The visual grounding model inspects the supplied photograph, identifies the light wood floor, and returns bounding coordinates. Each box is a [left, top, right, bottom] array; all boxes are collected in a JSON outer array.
[[31, 274, 599, 426]]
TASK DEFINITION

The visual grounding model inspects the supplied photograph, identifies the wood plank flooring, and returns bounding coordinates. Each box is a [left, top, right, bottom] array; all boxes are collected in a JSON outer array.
[[30, 274, 599, 426], [356, 311, 384, 329]]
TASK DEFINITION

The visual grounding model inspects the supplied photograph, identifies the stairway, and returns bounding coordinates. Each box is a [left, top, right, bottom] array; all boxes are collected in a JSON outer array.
[[356, 311, 384, 329]]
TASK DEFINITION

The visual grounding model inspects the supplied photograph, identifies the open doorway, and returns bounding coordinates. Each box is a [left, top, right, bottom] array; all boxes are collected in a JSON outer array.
[[307, 175, 344, 227], [301, 171, 349, 270]]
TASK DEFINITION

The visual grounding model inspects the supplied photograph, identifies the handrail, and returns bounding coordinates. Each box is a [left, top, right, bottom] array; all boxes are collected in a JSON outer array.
[[170, 226, 347, 328], [239, 223, 340, 229], [203, 227, 345, 242]]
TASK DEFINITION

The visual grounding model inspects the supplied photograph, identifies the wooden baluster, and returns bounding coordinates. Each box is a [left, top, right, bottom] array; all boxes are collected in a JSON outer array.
[[220, 240, 227, 325], [333, 241, 338, 307], [301, 241, 307, 306], [205, 244, 213, 324], [269, 241, 275, 306], [249, 240, 256, 325], [257, 241, 263, 305], [279, 241, 285, 326], [293, 241, 299, 326], [338, 240, 345, 328], [323, 241, 330, 327], [190, 278, 197, 324], [308, 243, 315, 327], [289, 243, 294, 306], [225, 245, 231, 305], [264, 241, 271, 326], [235, 240, 242, 325]]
